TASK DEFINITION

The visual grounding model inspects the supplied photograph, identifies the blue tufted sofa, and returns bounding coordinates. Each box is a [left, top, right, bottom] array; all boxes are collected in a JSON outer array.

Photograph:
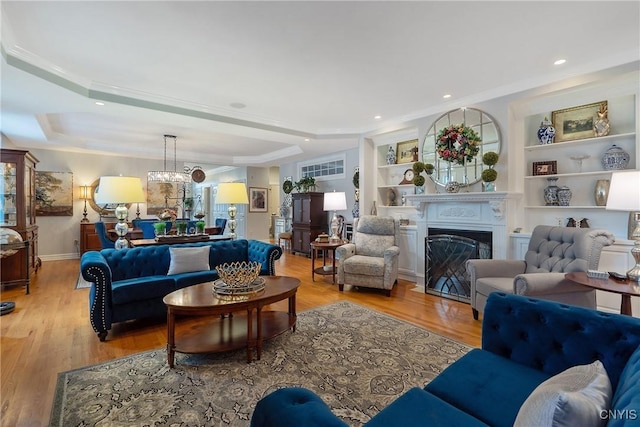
[[251, 293, 640, 427], [81, 239, 282, 341]]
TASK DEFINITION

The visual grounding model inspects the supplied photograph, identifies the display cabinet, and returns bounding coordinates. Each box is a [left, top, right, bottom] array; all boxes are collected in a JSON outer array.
[[1, 148, 40, 288], [291, 192, 327, 256]]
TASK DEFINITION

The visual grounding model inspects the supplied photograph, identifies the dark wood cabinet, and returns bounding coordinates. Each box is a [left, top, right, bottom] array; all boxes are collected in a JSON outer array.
[[291, 192, 327, 256], [80, 222, 117, 254], [1, 149, 40, 289]]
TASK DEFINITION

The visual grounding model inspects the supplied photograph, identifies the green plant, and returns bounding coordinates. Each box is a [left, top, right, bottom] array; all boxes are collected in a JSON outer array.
[[424, 163, 435, 175], [153, 222, 166, 235], [413, 175, 426, 187], [183, 197, 194, 209], [352, 171, 359, 189], [176, 220, 188, 234], [412, 161, 425, 173], [295, 176, 316, 192], [482, 151, 499, 166], [482, 169, 498, 182], [282, 179, 293, 194], [196, 220, 206, 233]]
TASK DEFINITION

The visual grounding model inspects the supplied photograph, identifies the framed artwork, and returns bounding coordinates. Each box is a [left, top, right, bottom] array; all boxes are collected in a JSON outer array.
[[396, 139, 419, 164], [249, 187, 268, 212], [532, 160, 558, 176], [551, 101, 606, 143], [146, 180, 178, 216], [35, 171, 73, 216]]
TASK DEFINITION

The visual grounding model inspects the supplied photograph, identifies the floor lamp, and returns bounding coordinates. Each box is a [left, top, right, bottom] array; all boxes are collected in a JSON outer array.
[[606, 170, 640, 281], [94, 176, 145, 250], [217, 182, 249, 240], [323, 191, 347, 241]]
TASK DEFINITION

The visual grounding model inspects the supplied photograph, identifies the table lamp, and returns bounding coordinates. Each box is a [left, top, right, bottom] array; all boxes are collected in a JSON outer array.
[[606, 170, 640, 281], [323, 191, 347, 241], [217, 182, 249, 239], [94, 176, 145, 249], [79, 185, 90, 223]]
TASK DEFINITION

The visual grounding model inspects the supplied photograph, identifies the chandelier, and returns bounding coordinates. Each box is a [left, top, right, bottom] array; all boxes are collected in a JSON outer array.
[[147, 134, 192, 183]]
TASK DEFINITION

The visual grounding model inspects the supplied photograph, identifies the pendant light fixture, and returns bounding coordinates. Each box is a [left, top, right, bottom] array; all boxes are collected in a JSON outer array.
[[147, 134, 192, 183]]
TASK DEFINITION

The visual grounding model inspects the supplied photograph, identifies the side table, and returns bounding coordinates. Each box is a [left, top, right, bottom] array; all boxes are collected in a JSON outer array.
[[565, 272, 640, 316], [310, 240, 344, 284]]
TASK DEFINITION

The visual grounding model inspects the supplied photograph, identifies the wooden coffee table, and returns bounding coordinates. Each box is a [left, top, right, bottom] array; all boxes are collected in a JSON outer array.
[[163, 276, 301, 367], [565, 272, 640, 316]]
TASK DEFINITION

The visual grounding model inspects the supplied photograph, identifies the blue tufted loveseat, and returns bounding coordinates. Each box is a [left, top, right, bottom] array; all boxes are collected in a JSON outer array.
[[251, 293, 640, 427], [81, 239, 282, 341]]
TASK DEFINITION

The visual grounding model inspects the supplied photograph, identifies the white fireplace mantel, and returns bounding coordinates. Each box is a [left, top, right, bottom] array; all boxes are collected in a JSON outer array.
[[405, 191, 523, 261]]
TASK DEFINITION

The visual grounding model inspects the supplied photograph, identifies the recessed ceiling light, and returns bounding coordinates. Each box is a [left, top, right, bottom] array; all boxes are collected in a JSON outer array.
[[554, 59, 566, 65], [443, 94, 452, 99], [304, 138, 310, 142], [374, 115, 382, 120], [230, 102, 246, 109], [95, 101, 105, 106]]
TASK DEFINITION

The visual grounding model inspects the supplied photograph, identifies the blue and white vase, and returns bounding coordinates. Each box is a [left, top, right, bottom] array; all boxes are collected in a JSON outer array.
[[386, 145, 397, 165], [537, 117, 556, 145]]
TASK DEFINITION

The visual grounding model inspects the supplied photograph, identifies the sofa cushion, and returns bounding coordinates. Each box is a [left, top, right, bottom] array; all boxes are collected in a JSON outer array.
[[514, 360, 612, 427], [424, 348, 551, 427], [366, 387, 489, 427], [111, 276, 176, 305], [609, 345, 640, 426], [342, 255, 385, 276], [168, 246, 211, 275]]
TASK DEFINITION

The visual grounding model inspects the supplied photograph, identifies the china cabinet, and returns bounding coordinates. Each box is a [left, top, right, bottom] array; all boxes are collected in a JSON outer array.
[[291, 192, 327, 256], [1, 148, 40, 289]]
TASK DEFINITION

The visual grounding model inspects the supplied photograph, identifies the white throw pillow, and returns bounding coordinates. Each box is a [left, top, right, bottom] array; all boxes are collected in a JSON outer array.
[[514, 360, 612, 427], [167, 246, 210, 275]]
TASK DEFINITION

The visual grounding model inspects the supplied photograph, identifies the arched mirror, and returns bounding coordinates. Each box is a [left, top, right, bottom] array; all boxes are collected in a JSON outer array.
[[422, 107, 501, 187], [88, 178, 132, 218]]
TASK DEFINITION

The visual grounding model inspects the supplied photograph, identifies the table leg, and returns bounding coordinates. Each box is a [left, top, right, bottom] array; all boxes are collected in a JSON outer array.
[[167, 309, 176, 368], [257, 305, 263, 360], [311, 247, 316, 281], [621, 295, 632, 316], [331, 248, 336, 284], [289, 294, 297, 333], [246, 307, 253, 363]]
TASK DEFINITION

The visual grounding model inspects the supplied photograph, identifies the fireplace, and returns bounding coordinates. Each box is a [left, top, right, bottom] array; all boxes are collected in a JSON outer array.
[[425, 228, 492, 302]]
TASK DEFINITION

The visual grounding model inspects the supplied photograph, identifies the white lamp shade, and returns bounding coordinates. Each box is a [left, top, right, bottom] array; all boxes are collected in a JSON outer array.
[[217, 182, 249, 204], [94, 176, 145, 204], [606, 170, 640, 211], [324, 191, 347, 211]]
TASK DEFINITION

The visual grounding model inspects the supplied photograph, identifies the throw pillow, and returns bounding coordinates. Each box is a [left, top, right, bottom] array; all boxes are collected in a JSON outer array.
[[167, 246, 211, 275], [514, 360, 612, 427]]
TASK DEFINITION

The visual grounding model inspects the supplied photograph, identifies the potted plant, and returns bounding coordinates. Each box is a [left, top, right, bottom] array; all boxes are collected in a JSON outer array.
[[412, 161, 437, 193], [153, 221, 166, 237], [481, 152, 499, 192], [195, 220, 206, 234], [294, 176, 316, 192], [175, 220, 188, 235]]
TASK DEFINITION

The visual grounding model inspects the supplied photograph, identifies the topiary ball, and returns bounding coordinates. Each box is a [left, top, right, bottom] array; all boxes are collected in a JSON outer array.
[[412, 162, 425, 173], [481, 169, 498, 182], [413, 175, 426, 187], [482, 152, 499, 166]]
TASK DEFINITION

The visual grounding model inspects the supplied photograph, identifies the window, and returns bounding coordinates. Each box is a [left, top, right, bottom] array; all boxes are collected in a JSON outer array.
[[299, 155, 346, 181]]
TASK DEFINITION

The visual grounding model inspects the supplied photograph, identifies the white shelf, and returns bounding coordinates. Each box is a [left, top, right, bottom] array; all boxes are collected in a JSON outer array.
[[377, 184, 415, 189], [524, 132, 635, 151], [378, 205, 415, 209], [525, 171, 613, 179], [524, 205, 606, 209], [378, 163, 415, 170]]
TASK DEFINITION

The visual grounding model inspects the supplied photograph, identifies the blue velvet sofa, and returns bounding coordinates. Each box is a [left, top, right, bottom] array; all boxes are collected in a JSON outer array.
[[81, 239, 282, 341], [251, 293, 640, 427]]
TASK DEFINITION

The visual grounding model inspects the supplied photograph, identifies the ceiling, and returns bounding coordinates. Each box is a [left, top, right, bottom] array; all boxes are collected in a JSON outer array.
[[1, 1, 639, 168]]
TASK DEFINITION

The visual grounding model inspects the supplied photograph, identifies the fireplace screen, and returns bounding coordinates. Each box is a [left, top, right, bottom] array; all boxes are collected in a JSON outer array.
[[425, 229, 492, 302]]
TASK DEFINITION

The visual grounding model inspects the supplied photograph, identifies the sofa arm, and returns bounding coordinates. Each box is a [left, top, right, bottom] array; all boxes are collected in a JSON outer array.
[[466, 259, 526, 279], [384, 245, 400, 262], [251, 387, 347, 427], [248, 240, 283, 276], [80, 251, 113, 341], [514, 272, 592, 296]]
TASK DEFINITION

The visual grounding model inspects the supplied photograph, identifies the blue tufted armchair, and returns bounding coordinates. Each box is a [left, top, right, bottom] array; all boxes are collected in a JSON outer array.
[[467, 225, 614, 320]]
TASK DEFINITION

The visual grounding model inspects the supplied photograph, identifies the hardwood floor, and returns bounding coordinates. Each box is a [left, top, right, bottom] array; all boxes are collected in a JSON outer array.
[[0, 248, 481, 426]]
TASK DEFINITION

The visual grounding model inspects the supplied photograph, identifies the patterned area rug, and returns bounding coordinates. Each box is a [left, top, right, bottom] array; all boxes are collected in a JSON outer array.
[[50, 301, 471, 426]]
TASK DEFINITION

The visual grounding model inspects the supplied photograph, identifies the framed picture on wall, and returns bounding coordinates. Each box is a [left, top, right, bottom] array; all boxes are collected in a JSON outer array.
[[35, 171, 73, 216], [249, 187, 268, 212], [396, 139, 419, 164], [551, 101, 606, 142]]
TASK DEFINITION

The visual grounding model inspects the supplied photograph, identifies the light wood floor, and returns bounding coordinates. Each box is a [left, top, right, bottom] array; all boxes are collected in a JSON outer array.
[[0, 248, 482, 426]]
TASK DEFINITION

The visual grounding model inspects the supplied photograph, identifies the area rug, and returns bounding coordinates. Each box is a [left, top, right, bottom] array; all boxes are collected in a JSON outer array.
[[75, 273, 92, 289], [50, 301, 471, 426]]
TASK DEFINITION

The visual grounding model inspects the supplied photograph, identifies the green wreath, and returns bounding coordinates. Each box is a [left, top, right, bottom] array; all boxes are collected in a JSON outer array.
[[352, 171, 359, 189], [282, 179, 293, 194]]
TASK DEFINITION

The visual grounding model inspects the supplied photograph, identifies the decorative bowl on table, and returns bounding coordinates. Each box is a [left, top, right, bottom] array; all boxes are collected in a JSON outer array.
[[213, 261, 265, 296]]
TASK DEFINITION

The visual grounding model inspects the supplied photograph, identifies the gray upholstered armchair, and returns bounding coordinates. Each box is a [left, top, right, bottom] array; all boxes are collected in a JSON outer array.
[[467, 225, 614, 320], [336, 215, 400, 296]]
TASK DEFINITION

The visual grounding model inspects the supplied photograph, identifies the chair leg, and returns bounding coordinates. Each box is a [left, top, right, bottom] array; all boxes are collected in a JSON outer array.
[[385, 289, 391, 297], [338, 284, 344, 292], [472, 308, 479, 320]]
